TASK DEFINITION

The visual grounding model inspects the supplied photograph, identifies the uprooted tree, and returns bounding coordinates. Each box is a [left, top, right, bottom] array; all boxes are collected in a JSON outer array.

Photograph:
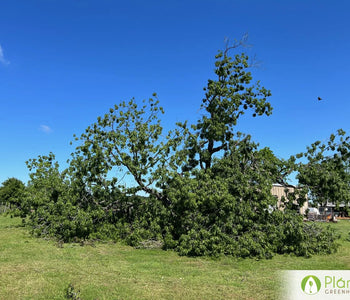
[[22, 39, 340, 258]]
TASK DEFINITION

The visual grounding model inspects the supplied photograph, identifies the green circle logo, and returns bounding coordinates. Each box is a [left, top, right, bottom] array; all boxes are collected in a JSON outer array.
[[301, 275, 321, 295]]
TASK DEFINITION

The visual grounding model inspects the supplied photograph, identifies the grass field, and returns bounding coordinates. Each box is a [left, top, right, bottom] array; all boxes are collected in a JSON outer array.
[[0, 216, 349, 300]]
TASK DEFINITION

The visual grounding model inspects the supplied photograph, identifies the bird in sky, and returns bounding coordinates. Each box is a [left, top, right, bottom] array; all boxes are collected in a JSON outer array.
[[318, 97, 322, 101]]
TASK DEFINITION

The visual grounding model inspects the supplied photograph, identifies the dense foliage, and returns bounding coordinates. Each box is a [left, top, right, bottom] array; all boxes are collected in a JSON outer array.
[[24, 153, 163, 244], [20, 40, 341, 258]]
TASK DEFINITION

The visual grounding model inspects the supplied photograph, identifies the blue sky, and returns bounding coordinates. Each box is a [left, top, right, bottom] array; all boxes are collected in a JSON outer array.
[[1, 0, 350, 185]]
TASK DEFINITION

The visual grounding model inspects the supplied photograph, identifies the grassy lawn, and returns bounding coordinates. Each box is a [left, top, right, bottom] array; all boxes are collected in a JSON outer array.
[[0, 216, 349, 299]]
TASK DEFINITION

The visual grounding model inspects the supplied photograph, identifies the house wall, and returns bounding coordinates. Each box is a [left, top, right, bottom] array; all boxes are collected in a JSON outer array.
[[271, 184, 308, 215]]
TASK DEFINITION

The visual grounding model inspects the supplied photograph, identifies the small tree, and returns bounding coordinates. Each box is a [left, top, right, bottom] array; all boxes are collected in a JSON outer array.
[[26, 153, 68, 209], [297, 129, 350, 207], [0, 177, 26, 213], [25, 153, 97, 241]]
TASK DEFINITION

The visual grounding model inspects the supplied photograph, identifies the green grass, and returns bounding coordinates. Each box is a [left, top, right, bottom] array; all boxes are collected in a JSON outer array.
[[0, 216, 349, 299]]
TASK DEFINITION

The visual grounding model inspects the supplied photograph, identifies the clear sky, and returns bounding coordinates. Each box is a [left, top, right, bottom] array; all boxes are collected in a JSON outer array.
[[1, 0, 350, 185]]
